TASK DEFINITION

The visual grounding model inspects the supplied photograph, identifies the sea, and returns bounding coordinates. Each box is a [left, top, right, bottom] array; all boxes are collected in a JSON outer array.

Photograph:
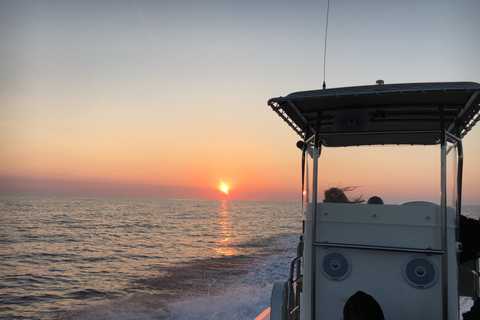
[[0, 197, 479, 320], [0, 197, 301, 320]]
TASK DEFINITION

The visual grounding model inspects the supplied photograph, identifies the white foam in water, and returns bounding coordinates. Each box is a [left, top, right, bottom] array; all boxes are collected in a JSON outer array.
[[168, 235, 297, 320], [460, 296, 475, 317]]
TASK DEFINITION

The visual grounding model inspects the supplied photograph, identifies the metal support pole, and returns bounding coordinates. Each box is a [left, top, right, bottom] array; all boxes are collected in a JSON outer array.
[[440, 107, 448, 320], [310, 113, 322, 319], [446, 131, 464, 237]]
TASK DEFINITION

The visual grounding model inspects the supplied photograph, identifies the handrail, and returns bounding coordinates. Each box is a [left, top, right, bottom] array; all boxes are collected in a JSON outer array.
[[287, 255, 302, 320], [314, 241, 444, 255]]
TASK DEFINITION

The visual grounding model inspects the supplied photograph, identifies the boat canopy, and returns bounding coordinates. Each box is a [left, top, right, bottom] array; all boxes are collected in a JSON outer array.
[[268, 82, 480, 146]]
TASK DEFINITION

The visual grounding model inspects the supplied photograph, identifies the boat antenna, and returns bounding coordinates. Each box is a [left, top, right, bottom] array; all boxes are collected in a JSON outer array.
[[322, 0, 330, 90]]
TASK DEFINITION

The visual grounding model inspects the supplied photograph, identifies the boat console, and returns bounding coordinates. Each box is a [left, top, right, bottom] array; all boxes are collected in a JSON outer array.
[[304, 202, 456, 319], [263, 82, 480, 320]]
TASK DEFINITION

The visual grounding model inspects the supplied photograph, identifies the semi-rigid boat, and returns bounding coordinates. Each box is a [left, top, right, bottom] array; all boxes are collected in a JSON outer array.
[[256, 82, 480, 320]]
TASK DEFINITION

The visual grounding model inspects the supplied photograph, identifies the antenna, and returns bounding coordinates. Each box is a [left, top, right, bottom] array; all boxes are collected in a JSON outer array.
[[322, 0, 330, 90]]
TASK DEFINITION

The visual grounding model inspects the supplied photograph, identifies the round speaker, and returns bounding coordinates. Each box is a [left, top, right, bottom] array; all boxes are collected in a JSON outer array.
[[321, 250, 352, 281], [402, 256, 438, 289], [334, 109, 370, 132]]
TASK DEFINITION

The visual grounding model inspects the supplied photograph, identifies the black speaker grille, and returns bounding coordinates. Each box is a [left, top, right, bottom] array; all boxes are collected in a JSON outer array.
[[402, 256, 438, 288], [321, 250, 351, 281]]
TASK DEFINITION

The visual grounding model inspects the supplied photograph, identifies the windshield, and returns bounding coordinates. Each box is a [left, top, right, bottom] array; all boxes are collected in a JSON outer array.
[[313, 145, 443, 205]]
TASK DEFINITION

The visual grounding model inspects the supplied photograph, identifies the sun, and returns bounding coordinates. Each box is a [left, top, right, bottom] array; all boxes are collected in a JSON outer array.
[[221, 184, 229, 194]]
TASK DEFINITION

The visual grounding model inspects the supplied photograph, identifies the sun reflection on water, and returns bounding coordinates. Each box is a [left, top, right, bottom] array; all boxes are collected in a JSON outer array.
[[213, 200, 238, 257]]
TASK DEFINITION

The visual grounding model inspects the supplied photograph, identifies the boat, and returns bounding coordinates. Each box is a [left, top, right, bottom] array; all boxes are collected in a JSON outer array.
[[256, 81, 480, 320]]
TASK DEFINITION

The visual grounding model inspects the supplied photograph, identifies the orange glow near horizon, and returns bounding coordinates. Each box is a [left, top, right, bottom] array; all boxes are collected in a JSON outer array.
[[2, 137, 480, 203]]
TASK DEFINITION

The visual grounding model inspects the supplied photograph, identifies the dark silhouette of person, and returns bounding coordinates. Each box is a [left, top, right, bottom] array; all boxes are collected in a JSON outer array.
[[367, 196, 384, 204], [343, 291, 385, 320], [459, 215, 480, 264], [459, 215, 480, 319]]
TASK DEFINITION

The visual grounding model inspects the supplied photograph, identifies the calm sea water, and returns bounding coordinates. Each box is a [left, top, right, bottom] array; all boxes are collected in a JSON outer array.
[[0, 197, 301, 320], [1, 197, 479, 320]]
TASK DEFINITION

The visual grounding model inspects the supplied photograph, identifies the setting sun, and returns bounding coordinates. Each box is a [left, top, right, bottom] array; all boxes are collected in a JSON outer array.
[[221, 184, 229, 194]]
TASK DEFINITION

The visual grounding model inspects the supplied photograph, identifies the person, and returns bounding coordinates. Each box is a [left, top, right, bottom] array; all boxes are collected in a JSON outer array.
[[458, 215, 480, 319], [324, 187, 365, 204], [367, 196, 384, 204], [343, 291, 385, 320], [459, 215, 480, 264]]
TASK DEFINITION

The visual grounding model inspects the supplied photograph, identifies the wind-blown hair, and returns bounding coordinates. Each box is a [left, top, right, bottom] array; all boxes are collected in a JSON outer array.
[[324, 186, 365, 204]]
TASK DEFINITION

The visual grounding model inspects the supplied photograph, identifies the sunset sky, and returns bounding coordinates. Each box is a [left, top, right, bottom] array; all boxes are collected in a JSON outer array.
[[1, 1, 479, 203]]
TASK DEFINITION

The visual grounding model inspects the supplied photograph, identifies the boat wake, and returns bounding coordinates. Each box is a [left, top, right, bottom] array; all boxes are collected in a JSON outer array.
[[56, 235, 298, 320]]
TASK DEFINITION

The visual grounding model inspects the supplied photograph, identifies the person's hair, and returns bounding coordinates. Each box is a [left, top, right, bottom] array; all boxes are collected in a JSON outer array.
[[324, 187, 365, 204], [343, 291, 385, 320]]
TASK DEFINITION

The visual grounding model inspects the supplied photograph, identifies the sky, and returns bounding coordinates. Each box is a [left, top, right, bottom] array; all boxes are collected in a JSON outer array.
[[1, 0, 479, 203]]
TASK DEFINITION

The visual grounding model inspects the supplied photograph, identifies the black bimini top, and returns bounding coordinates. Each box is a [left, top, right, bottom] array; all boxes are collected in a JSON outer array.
[[268, 82, 480, 146]]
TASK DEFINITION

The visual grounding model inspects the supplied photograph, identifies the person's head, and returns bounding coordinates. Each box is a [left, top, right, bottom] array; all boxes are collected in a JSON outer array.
[[367, 196, 384, 205], [324, 187, 350, 203], [324, 187, 365, 204], [343, 291, 385, 320]]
